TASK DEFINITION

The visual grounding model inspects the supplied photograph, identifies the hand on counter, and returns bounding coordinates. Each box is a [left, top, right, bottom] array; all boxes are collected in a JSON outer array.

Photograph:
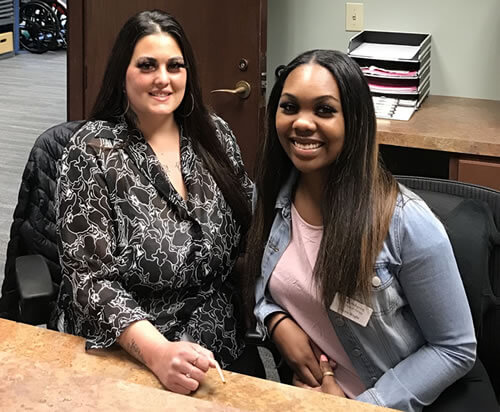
[[118, 320, 216, 395], [150, 340, 216, 394], [293, 354, 346, 398]]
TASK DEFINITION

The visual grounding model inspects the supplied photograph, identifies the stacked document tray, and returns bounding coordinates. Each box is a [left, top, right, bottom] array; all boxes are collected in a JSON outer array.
[[348, 31, 431, 121]]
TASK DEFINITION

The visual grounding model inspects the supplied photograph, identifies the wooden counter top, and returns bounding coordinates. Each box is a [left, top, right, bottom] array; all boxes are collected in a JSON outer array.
[[1, 351, 243, 411], [376, 95, 500, 157], [0, 319, 398, 412]]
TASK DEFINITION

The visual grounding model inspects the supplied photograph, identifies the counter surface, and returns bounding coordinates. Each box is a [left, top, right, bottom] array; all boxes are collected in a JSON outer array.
[[0, 319, 398, 412], [377, 96, 500, 157]]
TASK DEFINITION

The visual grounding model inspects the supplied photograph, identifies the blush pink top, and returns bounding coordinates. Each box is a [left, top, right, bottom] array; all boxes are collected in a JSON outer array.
[[269, 203, 365, 398]]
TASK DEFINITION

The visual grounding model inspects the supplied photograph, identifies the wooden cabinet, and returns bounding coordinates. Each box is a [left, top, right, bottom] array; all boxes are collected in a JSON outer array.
[[450, 156, 500, 191]]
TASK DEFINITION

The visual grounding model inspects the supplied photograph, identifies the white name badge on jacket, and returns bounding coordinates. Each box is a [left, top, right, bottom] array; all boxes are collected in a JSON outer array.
[[330, 293, 373, 327]]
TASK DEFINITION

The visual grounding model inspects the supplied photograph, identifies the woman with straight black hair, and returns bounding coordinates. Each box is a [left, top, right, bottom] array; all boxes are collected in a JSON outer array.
[[247, 49, 493, 411], [55, 9, 263, 394]]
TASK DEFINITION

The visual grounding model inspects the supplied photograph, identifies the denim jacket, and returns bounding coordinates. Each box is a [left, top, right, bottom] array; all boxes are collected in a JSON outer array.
[[254, 170, 476, 412]]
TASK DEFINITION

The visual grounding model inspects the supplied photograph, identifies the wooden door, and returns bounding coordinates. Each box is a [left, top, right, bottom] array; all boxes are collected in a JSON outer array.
[[67, 0, 267, 174]]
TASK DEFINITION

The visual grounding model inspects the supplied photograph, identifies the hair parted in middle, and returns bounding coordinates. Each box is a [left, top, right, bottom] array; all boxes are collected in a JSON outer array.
[[89, 9, 252, 238], [245, 49, 399, 313]]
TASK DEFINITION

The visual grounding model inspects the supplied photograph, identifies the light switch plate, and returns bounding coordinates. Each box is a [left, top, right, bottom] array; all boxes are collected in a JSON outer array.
[[346, 3, 364, 32]]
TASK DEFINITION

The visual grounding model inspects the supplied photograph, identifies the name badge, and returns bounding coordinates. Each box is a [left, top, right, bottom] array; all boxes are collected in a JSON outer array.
[[330, 293, 373, 327]]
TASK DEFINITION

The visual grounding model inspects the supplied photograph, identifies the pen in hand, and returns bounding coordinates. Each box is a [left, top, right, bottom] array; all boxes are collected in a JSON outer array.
[[181, 332, 226, 384]]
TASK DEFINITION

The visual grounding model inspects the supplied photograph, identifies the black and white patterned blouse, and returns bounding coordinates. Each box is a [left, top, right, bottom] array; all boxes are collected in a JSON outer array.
[[55, 115, 252, 367]]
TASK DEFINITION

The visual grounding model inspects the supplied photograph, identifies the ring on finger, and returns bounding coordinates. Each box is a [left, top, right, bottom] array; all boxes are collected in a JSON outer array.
[[322, 371, 335, 378], [186, 364, 195, 379]]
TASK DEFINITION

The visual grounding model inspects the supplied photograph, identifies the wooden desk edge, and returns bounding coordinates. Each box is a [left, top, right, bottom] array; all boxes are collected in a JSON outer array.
[[377, 131, 500, 158]]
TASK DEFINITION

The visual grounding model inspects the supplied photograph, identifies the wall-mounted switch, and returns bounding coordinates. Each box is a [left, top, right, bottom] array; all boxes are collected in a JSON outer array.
[[346, 2, 364, 32]]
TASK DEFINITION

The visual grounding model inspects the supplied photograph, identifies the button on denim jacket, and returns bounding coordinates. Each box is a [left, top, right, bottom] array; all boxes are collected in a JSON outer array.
[[254, 170, 476, 412]]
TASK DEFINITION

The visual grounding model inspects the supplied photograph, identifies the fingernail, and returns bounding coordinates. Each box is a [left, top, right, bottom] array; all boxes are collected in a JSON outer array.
[[320, 354, 328, 362]]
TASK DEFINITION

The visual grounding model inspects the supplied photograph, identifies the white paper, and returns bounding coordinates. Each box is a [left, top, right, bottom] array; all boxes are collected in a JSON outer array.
[[361, 65, 418, 79], [392, 106, 416, 121], [330, 293, 373, 327], [350, 42, 420, 60]]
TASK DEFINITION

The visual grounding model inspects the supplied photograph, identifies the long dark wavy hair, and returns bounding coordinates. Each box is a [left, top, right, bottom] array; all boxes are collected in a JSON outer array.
[[89, 10, 251, 236], [245, 50, 399, 314]]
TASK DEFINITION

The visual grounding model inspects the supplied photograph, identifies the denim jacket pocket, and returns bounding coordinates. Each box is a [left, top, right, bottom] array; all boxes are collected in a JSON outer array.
[[370, 264, 405, 317]]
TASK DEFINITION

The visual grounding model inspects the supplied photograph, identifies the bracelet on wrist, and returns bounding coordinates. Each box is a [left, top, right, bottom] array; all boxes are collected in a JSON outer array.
[[268, 313, 291, 340]]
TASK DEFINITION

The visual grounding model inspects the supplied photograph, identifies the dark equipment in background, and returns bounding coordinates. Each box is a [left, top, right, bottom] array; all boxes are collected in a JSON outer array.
[[19, 0, 66, 53]]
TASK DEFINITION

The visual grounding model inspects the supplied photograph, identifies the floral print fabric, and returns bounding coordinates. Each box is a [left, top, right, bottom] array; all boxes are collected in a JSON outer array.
[[55, 116, 252, 367]]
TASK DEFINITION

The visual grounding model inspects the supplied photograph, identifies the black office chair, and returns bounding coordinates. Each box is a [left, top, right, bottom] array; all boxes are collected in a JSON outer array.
[[394, 176, 500, 405], [0, 121, 81, 326]]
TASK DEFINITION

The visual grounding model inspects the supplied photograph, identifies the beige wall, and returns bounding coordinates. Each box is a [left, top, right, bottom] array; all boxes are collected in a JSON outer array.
[[267, 0, 500, 100]]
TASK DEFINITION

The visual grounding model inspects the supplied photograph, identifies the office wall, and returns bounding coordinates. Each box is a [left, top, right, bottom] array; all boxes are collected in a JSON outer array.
[[267, 0, 500, 100]]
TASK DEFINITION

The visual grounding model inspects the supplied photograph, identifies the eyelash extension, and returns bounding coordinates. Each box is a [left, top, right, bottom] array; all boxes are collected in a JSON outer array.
[[168, 61, 186, 70], [316, 104, 337, 114], [136, 60, 186, 71], [137, 60, 156, 69], [278, 101, 337, 117], [279, 101, 296, 112]]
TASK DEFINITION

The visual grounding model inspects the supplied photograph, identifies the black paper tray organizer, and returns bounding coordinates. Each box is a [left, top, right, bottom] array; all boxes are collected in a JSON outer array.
[[347, 31, 431, 121]]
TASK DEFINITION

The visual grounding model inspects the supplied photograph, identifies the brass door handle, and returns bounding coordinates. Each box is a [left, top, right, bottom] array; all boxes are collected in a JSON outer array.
[[211, 80, 251, 99]]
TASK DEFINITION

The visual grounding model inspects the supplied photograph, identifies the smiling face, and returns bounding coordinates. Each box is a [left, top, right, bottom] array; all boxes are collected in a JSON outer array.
[[276, 63, 345, 177], [125, 32, 187, 123]]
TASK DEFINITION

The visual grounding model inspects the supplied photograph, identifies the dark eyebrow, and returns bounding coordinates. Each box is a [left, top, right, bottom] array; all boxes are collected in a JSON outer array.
[[316, 94, 340, 103], [136, 56, 157, 64], [136, 56, 184, 63], [168, 56, 184, 62], [280, 92, 339, 103]]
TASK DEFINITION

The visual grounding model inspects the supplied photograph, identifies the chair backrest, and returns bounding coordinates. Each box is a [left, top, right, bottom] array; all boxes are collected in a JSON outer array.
[[396, 175, 500, 398], [0, 121, 81, 321]]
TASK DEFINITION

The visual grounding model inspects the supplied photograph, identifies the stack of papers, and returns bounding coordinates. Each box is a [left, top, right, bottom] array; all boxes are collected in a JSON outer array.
[[368, 82, 418, 94], [347, 31, 432, 122], [372, 96, 416, 121], [349, 42, 420, 60], [361, 66, 418, 79]]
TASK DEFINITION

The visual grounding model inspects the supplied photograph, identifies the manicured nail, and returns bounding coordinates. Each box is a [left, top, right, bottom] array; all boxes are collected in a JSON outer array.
[[320, 354, 328, 362]]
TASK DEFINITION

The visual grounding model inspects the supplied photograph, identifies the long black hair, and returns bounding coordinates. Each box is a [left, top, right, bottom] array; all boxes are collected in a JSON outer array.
[[246, 50, 398, 312], [90, 10, 251, 236]]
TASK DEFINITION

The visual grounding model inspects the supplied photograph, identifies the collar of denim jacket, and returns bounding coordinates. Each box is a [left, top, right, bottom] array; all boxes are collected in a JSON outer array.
[[275, 168, 299, 209]]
